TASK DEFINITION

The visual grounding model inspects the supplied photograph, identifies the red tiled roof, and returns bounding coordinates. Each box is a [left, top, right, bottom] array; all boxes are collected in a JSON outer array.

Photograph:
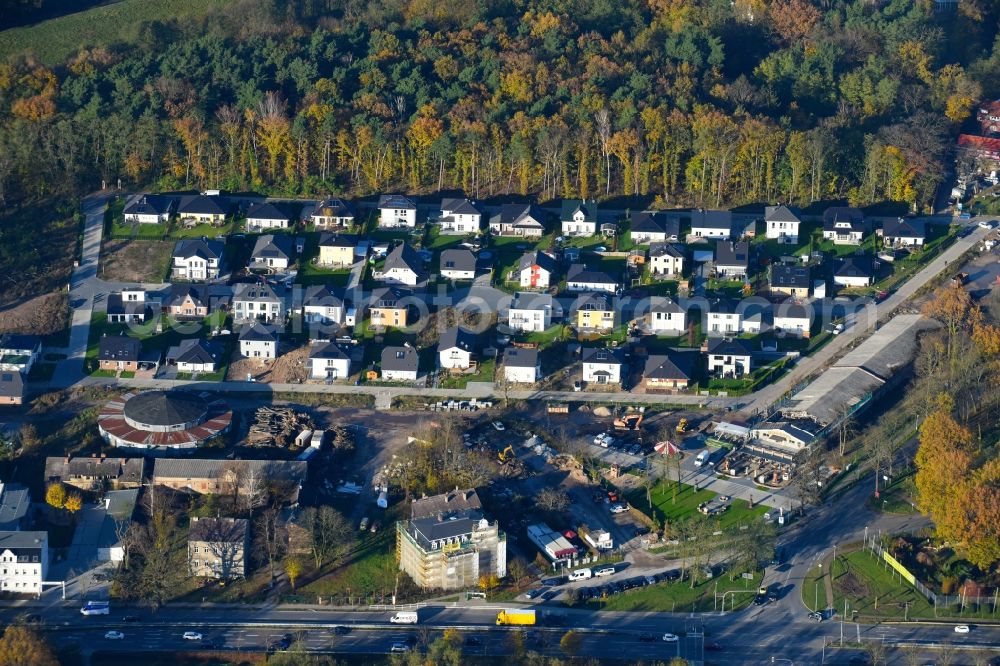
[[958, 134, 1000, 153]]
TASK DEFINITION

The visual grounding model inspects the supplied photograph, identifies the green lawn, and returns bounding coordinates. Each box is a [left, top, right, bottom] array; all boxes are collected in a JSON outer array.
[[298, 261, 353, 287], [626, 480, 769, 532], [869, 476, 918, 515], [522, 325, 569, 348], [85, 310, 226, 374], [0, 0, 229, 64], [829, 550, 935, 621], [439, 357, 496, 389], [170, 219, 235, 239], [581, 570, 762, 612]]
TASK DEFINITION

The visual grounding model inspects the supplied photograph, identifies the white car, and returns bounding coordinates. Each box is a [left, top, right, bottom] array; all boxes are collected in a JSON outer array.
[[662, 633, 679, 642], [978, 221, 993, 229], [183, 631, 203, 641], [609, 504, 629, 514], [954, 625, 970, 634], [390, 642, 410, 653], [492, 421, 506, 432], [104, 631, 125, 640]]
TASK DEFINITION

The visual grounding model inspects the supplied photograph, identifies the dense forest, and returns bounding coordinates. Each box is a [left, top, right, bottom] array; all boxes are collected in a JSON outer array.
[[0, 0, 998, 211]]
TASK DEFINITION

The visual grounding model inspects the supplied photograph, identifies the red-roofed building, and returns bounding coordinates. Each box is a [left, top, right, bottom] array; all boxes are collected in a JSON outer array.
[[976, 100, 1000, 135], [957, 134, 1000, 162]]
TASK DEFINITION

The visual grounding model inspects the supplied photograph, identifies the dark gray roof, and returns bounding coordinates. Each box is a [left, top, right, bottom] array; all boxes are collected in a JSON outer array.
[[382, 242, 423, 273], [124, 194, 175, 217], [441, 198, 482, 216], [45, 456, 144, 485], [314, 197, 355, 218], [165, 284, 210, 309], [764, 205, 802, 224], [511, 292, 553, 311], [302, 284, 343, 309], [246, 201, 290, 221], [0, 483, 30, 530], [561, 199, 598, 222], [106, 294, 148, 317], [492, 203, 547, 228], [173, 238, 224, 261], [123, 390, 206, 427], [381, 346, 419, 372], [189, 516, 248, 543], [581, 346, 624, 364], [378, 194, 417, 210], [233, 282, 282, 303], [167, 339, 219, 365], [649, 242, 685, 259], [567, 263, 617, 285], [715, 240, 749, 268], [643, 351, 696, 381], [0, 531, 47, 553], [707, 338, 752, 356], [251, 234, 294, 261], [503, 347, 539, 368], [439, 326, 477, 353], [153, 458, 307, 482], [369, 286, 412, 308], [575, 292, 613, 311], [99, 336, 140, 362], [771, 264, 811, 289], [178, 195, 230, 216], [649, 296, 684, 314], [0, 334, 41, 352], [410, 511, 483, 545], [631, 212, 680, 238], [774, 302, 812, 320], [411, 488, 482, 519], [691, 209, 732, 231], [835, 256, 875, 278], [707, 298, 739, 314], [823, 206, 864, 226], [239, 322, 277, 342], [440, 248, 477, 273], [308, 340, 351, 361], [882, 218, 925, 239], [318, 233, 357, 248], [518, 250, 557, 274], [0, 371, 24, 399]]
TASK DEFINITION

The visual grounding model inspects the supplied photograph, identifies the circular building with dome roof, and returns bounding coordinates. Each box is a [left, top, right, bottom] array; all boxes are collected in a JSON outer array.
[[98, 390, 232, 452]]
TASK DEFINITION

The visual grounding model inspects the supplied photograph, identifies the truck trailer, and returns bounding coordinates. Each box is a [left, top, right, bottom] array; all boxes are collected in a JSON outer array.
[[496, 609, 536, 626]]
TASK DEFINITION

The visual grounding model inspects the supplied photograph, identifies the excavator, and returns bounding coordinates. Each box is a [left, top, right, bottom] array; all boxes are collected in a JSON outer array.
[[675, 418, 688, 434], [498, 445, 515, 463], [613, 412, 644, 431]]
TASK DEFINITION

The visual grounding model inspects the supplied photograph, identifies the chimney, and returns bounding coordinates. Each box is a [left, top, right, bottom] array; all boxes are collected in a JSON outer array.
[[64, 456, 70, 464]]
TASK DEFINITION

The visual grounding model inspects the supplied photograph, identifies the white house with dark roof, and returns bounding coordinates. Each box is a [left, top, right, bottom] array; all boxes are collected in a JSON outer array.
[[172, 239, 224, 280], [380, 345, 419, 381], [300, 285, 344, 325], [311, 197, 355, 228], [375, 242, 423, 286], [714, 240, 749, 279], [232, 282, 285, 323], [770, 264, 811, 298], [517, 250, 557, 289], [0, 334, 42, 374], [250, 234, 295, 272], [308, 340, 353, 380], [245, 201, 292, 230], [833, 256, 875, 287], [642, 351, 696, 390], [880, 218, 926, 247], [378, 194, 418, 228], [690, 210, 732, 239], [561, 199, 599, 236], [239, 323, 277, 359], [106, 288, 149, 325], [581, 347, 624, 385], [177, 194, 230, 226], [706, 338, 752, 377], [438, 326, 477, 370], [823, 207, 866, 245], [630, 211, 681, 244], [773, 302, 812, 338], [124, 194, 175, 224], [317, 233, 357, 267], [0, 531, 48, 596], [166, 339, 221, 373], [649, 243, 685, 278], [508, 292, 554, 333], [705, 299, 742, 336], [646, 297, 686, 335], [503, 347, 541, 383], [489, 204, 547, 237], [566, 264, 618, 293], [764, 205, 802, 243], [438, 198, 483, 234], [439, 248, 477, 280]]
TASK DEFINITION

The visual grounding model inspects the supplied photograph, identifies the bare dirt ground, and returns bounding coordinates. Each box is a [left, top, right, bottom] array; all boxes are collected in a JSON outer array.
[[99, 239, 173, 282], [0, 291, 68, 337], [224, 345, 310, 383]]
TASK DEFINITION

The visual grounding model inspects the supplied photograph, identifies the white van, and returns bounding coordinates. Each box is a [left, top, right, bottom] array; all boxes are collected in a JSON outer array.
[[694, 451, 709, 467], [568, 568, 593, 581], [390, 611, 419, 624], [593, 566, 616, 578], [80, 601, 110, 616]]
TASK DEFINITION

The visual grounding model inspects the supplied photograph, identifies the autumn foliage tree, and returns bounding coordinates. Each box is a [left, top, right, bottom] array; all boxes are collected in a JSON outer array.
[[0, 625, 59, 666], [44, 482, 66, 509]]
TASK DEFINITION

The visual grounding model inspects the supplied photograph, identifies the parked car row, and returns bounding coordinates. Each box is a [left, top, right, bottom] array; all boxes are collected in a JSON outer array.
[[576, 569, 683, 601]]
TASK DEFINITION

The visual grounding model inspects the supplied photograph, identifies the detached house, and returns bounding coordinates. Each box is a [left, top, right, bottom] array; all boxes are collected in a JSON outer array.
[[714, 240, 750, 279], [250, 234, 295, 272], [833, 256, 876, 287], [0, 372, 25, 406], [508, 292, 555, 333], [770, 264, 811, 298], [649, 243, 685, 279], [106, 288, 150, 324], [503, 347, 541, 384], [188, 516, 249, 580], [172, 239, 224, 281], [124, 194, 175, 224], [308, 340, 353, 380], [438, 326, 477, 370], [378, 194, 418, 228], [646, 297, 686, 335], [490, 204, 547, 237], [561, 199, 599, 236], [574, 292, 615, 332], [232, 282, 285, 323], [318, 233, 357, 267], [880, 218, 926, 247], [163, 284, 214, 319], [439, 248, 477, 280], [375, 242, 423, 286], [642, 351, 696, 390], [368, 287, 412, 328], [165, 339, 221, 373], [773, 302, 812, 338], [706, 338, 752, 377], [566, 264, 618, 293], [177, 194, 230, 226], [438, 198, 483, 234], [311, 197, 355, 229], [238, 322, 277, 359], [823, 207, 866, 245], [380, 345, 419, 382], [630, 211, 681, 244], [300, 285, 344, 326], [0, 335, 41, 373], [0, 532, 48, 596], [581, 347, 624, 385], [245, 202, 292, 231], [690, 210, 733, 239], [764, 205, 802, 244], [705, 299, 742, 336], [98, 336, 141, 372], [517, 250, 557, 289]]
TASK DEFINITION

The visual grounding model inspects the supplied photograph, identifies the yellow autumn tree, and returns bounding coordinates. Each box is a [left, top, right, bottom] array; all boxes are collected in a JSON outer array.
[[914, 395, 973, 530], [45, 482, 66, 510], [0, 626, 59, 666]]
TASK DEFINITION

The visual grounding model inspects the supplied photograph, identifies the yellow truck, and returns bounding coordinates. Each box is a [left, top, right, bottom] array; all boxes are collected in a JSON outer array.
[[496, 609, 536, 626]]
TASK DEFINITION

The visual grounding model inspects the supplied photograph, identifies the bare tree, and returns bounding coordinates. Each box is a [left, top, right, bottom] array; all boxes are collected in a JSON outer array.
[[191, 517, 248, 580], [864, 639, 887, 666], [508, 558, 529, 589], [536, 488, 570, 514], [241, 465, 268, 517], [253, 505, 286, 582], [300, 506, 352, 569]]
